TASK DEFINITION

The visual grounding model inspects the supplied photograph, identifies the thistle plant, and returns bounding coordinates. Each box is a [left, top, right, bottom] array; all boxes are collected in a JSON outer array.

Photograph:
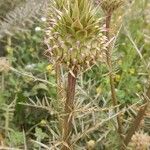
[[45, 0, 106, 149], [46, 0, 106, 69], [98, 0, 124, 139]]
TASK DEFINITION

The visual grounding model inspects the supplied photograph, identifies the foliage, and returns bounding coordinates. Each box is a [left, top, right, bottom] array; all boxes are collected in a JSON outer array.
[[0, 0, 149, 149]]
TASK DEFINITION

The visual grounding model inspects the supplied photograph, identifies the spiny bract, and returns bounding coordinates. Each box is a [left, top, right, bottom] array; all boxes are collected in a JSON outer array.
[[45, 0, 106, 69], [100, 0, 123, 13]]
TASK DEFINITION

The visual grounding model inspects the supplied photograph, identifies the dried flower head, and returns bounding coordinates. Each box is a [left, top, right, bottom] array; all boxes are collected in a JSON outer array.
[[45, 0, 106, 69], [128, 132, 150, 150], [99, 0, 123, 14]]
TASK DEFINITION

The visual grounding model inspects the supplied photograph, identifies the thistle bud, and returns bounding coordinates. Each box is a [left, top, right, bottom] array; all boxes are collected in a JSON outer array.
[[99, 0, 123, 13], [128, 132, 150, 150]]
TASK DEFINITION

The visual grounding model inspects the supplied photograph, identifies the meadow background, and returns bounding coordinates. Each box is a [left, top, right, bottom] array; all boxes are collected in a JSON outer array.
[[0, 0, 149, 149]]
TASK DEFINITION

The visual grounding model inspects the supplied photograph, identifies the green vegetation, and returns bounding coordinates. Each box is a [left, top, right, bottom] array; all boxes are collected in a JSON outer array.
[[0, 0, 149, 149]]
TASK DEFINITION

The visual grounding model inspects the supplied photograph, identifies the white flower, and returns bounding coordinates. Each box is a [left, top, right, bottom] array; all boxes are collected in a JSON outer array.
[[25, 64, 36, 70], [35, 26, 41, 32], [41, 17, 47, 22]]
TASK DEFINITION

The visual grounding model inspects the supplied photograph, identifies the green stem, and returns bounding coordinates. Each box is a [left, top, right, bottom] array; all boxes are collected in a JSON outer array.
[[105, 12, 123, 136]]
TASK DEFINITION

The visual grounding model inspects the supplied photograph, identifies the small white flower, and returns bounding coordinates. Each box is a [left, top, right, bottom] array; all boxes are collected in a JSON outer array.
[[41, 17, 47, 22], [25, 64, 36, 70], [35, 26, 41, 32]]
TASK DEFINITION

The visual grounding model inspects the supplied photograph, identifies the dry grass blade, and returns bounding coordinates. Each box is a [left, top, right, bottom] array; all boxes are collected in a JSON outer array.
[[19, 97, 57, 115], [0, 0, 48, 38], [10, 67, 56, 87], [0, 147, 21, 150], [125, 28, 147, 65], [123, 89, 150, 147], [30, 139, 50, 150]]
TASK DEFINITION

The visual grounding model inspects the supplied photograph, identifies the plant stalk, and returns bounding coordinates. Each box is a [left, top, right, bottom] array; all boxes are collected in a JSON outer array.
[[123, 102, 149, 147], [62, 67, 78, 150], [56, 63, 64, 101], [105, 13, 123, 136]]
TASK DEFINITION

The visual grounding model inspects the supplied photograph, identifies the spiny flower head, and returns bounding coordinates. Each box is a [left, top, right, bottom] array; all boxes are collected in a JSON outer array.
[[45, 0, 106, 69], [128, 132, 150, 150]]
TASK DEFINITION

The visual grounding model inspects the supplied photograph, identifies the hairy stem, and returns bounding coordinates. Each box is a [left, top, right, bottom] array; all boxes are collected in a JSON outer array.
[[105, 13, 123, 136], [56, 63, 64, 101], [62, 67, 77, 150]]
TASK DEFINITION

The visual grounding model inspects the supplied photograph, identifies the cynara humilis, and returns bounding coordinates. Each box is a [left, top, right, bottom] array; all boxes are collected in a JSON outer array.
[[45, 0, 107, 149], [46, 0, 107, 70]]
